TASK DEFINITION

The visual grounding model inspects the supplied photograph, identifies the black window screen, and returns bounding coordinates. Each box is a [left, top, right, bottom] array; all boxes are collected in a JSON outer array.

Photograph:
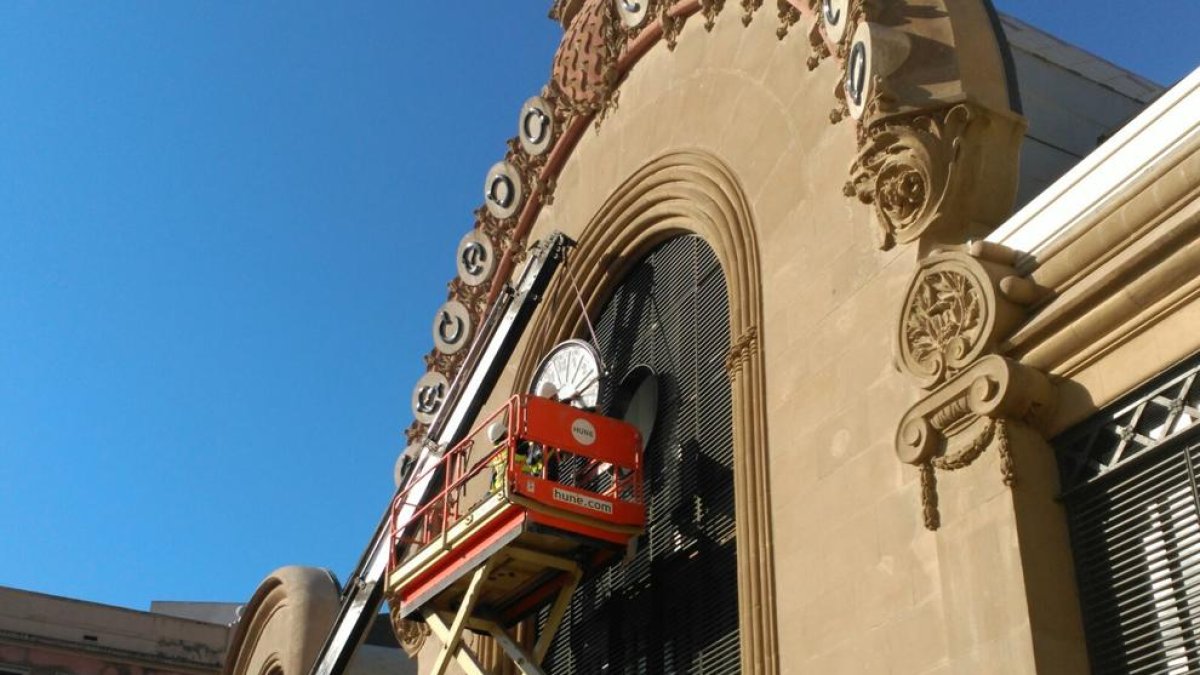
[[543, 235, 741, 674], [1058, 357, 1200, 674]]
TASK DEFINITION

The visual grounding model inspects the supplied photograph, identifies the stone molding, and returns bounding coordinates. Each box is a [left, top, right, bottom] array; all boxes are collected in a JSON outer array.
[[224, 567, 340, 675], [893, 243, 1053, 529], [512, 150, 779, 675]]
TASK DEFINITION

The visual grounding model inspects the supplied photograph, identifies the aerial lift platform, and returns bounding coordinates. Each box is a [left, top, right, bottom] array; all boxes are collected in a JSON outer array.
[[386, 394, 645, 675]]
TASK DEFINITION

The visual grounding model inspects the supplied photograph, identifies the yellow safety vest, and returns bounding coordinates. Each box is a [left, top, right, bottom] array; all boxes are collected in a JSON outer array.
[[490, 445, 543, 492]]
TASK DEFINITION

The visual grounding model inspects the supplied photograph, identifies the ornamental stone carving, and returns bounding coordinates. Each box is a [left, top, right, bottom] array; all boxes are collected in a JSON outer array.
[[810, 0, 1025, 251], [845, 105, 974, 250], [775, 0, 801, 40], [896, 245, 1033, 389], [389, 603, 430, 658], [549, 0, 587, 28], [740, 0, 764, 26], [701, 0, 727, 31], [659, 2, 686, 50], [893, 243, 1052, 529], [551, 0, 623, 116]]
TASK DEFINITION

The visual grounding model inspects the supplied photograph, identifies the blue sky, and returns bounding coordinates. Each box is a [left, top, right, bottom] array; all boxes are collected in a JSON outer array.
[[0, 3, 1196, 611]]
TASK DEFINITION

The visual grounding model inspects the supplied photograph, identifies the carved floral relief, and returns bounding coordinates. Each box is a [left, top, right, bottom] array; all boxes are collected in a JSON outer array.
[[893, 245, 1052, 529]]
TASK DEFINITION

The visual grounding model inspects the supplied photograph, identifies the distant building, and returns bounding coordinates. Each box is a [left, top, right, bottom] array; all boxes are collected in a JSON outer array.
[[0, 584, 412, 675], [0, 586, 228, 675]]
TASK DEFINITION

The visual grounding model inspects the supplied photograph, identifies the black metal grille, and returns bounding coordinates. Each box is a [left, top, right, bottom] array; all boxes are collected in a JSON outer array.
[[543, 235, 741, 674], [1058, 355, 1200, 674]]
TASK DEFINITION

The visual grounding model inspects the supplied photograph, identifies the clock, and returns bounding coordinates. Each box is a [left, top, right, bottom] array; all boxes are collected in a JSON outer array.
[[529, 339, 603, 409]]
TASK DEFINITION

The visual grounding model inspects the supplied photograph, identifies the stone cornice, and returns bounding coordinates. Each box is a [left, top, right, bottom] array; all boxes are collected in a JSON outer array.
[[987, 66, 1200, 269], [979, 71, 1200, 431]]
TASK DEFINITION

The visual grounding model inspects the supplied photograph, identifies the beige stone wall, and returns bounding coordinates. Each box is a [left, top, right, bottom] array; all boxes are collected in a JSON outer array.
[[449, 5, 1059, 673]]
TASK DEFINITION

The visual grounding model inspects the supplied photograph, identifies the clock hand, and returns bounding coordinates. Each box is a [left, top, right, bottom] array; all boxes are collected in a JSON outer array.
[[561, 373, 599, 403]]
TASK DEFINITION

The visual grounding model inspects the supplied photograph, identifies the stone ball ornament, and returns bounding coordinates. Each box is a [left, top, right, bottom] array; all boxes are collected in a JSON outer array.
[[411, 371, 450, 426], [455, 229, 495, 287], [432, 300, 472, 356], [518, 95, 556, 156], [483, 161, 524, 220]]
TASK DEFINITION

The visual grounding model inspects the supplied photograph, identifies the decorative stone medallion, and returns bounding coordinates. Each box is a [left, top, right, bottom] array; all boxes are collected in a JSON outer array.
[[411, 371, 450, 425], [455, 230, 495, 287], [518, 95, 556, 156], [432, 300, 472, 356], [483, 161, 524, 220], [615, 0, 648, 28], [897, 251, 997, 390]]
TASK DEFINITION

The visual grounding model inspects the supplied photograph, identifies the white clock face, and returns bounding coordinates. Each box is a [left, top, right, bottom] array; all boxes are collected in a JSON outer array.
[[531, 339, 603, 409]]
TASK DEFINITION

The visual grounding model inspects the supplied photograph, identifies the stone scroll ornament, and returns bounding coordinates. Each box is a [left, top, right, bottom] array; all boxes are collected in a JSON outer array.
[[846, 105, 975, 251], [390, 602, 431, 658], [893, 244, 1053, 530]]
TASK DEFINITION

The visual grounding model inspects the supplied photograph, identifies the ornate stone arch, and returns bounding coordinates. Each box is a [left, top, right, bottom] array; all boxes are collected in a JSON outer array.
[[224, 567, 340, 675], [513, 149, 777, 674]]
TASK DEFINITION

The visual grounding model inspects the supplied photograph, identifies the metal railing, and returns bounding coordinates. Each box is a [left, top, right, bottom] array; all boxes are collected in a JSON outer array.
[[388, 395, 645, 571]]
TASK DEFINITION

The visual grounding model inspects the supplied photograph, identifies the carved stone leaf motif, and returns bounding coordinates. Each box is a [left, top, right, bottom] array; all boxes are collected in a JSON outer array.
[[846, 104, 973, 250], [659, 2, 686, 51], [806, 20, 830, 70], [701, 0, 726, 31], [776, 0, 800, 39], [404, 420, 427, 445], [897, 254, 993, 390], [904, 271, 983, 384], [741, 0, 764, 26]]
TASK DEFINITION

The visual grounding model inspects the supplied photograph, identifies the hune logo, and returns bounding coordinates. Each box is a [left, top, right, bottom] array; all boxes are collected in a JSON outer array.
[[553, 487, 613, 515], [570, 418, 596, 446]]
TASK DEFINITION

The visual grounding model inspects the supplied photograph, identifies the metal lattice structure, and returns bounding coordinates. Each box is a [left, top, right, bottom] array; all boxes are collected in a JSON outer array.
[[1058, 360, 1200, 491], [544, 235, 740, 674], [1057, 354, 1200, 674]]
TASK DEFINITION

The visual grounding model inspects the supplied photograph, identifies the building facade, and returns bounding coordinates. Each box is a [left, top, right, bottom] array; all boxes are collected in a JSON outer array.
[[0, 586, 229, 675], [228, 1, 1200, 673]]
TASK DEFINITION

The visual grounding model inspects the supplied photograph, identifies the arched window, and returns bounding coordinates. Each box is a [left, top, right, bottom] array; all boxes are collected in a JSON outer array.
[[544, 234, 741, 674]]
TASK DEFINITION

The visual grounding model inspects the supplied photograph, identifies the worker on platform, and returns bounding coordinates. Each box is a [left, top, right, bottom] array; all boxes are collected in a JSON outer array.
[[488, 383, 556, 492]]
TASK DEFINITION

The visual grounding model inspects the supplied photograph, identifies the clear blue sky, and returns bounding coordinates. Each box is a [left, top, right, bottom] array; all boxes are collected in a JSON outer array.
[[0, 3, 1196, 612]]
